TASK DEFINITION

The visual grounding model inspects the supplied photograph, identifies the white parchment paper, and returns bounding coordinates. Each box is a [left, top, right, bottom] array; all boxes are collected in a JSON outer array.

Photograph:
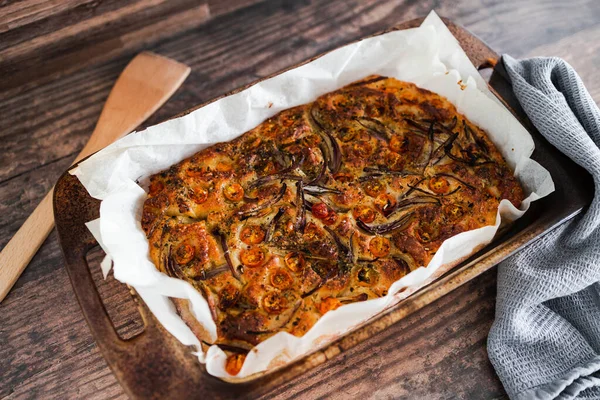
[[72, 11, 555, 379]]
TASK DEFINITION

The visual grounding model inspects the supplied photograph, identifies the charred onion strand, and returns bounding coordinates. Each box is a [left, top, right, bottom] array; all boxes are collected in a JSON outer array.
[[286, 151, 307, 172], [165, 247, 185, 280], [405, 118, 431, 132], [306, 159, 327, 185], [213, 229, 240, 280], [354, 116, 391, 141], [309, 106, 342, 174], [339, 293, 369, 304], [403, 177, 427, 197], [301, 267, 338, 298], [303, 198, 315, 211], [357, 211, 414, 235], [246, 153, 305, 190], [202, 342, 250, 354], [431, 132, 459, 165], [304, 192, 349, 213], [349, 231, 355, 262], [407, 184, 462, 197], [295, 181, 306, 232], [324, 129, 342, 174], [265, 207, 286, 242], [248, 174, 301, 190], [385, 195, 441, 218], [422, 116, 458, 134], [237, 183, 287, 219], [444, 145, 494, 166], [303, 185, 343, 195], [323, 226, 353, 265], [195, 264, 230, 281], [434, 173, 475, 190], [243, 194, 259, 202], [426, 120, 435, 167], [360, 167, 420, 181], [463, 124, 489, 154]]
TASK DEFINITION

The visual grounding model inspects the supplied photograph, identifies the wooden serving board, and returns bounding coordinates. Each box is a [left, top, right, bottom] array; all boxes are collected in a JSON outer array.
[[53, 17, 593, 399]]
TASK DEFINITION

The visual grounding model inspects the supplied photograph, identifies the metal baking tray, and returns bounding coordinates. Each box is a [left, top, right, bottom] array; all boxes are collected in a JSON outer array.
[[54, 17, 593, 399]]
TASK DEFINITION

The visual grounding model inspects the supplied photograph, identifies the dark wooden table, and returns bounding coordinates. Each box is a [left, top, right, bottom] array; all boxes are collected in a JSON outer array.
[[1, 1, 599, 398]]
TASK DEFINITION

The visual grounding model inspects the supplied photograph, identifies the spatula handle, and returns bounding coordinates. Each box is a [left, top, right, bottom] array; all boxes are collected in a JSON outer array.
[[0, 189, 55, 301]]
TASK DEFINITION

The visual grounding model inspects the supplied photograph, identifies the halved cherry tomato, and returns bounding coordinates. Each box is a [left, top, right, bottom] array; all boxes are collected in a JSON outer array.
[[352, 206, 376, 223], [189, 186, 208, 204], [444, 204, 465, 219], [311, 202, 330, 219], [239, 225, 265, 245], [363, 180, 386, 197], [374, 194, 397, 215], [322, 211, 338, 225], [240, 247, 265, 268], [174, 242, 195, 264], [389, 135, 404, 153], [223, 183, 244, 202], [270, 269, 293, 290], [428, 177, 450, 194], [284, 252, 306, 273], [263, 291, 287, 314], [369, 236, 391, 257]]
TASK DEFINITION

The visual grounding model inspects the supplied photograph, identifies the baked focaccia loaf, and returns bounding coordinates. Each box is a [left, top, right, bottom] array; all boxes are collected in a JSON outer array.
[[141, 76, 524, 375]]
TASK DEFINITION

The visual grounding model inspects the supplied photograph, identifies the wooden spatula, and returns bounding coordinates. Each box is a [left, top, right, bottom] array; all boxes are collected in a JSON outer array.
[[0, 52, 190, 302]]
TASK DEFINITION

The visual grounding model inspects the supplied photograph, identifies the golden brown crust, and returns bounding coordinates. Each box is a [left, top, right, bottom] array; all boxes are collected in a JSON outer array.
[[142, 76, 524, 361]]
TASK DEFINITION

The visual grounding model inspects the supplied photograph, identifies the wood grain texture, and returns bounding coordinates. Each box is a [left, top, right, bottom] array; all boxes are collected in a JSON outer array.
[[0, 52, 190, 302], [1, 0, 599, 398]]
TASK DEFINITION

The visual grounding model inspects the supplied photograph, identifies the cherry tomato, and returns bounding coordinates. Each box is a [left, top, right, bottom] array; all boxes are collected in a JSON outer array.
[[322, 211, 338, 225], [270, 269, 293, 290], [262, 291, 287, 314], [239, 225, 265, 245], [369, 236, 391, 257], [389, 135, 404, 153], [284, 252, 306, 273], [363, 180, 386, 197], [223, 183, 244, 202], [444, 204, 465, 219], [174, 242, 195, 264], [374, 194, 397, 215], [428, 177, 450, 194], [240, 247, 265, 268], [311, 202, 330, 219], [189, 186, 208, 204], [352, 206, 376, 223]]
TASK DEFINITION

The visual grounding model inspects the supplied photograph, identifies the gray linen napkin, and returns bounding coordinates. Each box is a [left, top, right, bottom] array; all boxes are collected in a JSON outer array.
[[487, 55, 600, 399]]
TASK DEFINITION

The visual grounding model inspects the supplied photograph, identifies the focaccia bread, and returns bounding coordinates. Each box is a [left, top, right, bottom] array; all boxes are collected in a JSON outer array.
[[141, 76, 524, 375]]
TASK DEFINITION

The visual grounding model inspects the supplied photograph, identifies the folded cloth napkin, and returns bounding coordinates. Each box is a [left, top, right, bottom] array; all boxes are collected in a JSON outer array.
[[487, 55, 600, 399]]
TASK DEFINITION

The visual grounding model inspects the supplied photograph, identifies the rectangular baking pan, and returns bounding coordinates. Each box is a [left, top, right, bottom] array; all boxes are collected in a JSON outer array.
[[54, 17, 594, 399]]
